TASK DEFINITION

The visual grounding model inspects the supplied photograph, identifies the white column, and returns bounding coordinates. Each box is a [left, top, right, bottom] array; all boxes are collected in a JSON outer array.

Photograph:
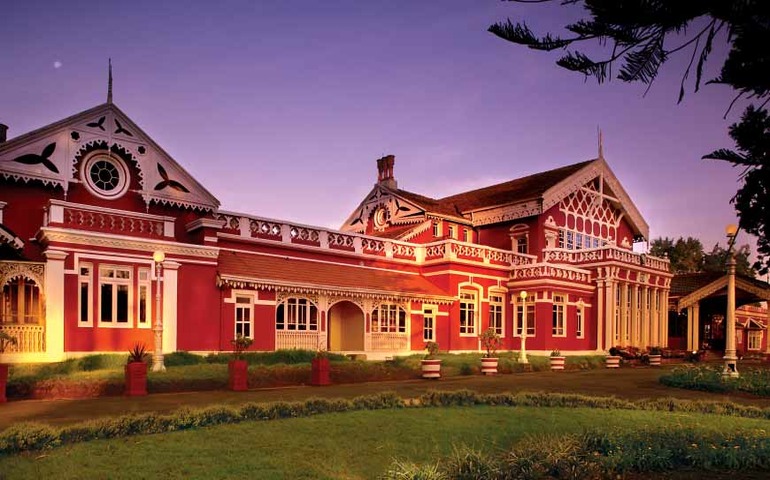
[[650, 288, 659, 346], [43, 250, 68, 362], [162, 260, 180, 354], [692, 302, 700, 351], [660, 290, 669, 348], [723, 254, 738, 376], [641, 286, 649, 348], [596, 277, 605, 352], [604, 278, 615, 350], [631, 283, 639, 347], [620, 282, 629, 346]]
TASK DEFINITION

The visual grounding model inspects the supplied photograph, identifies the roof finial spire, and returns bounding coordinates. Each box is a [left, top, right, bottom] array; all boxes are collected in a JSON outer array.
[[107, 58, 113, 104], [597, 126, 604, 160]]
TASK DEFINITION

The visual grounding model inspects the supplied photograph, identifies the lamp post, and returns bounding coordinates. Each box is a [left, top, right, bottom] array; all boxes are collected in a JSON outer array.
[[723, 224, 739, 378], [519, 290, 529, 364], [152, 250, 166, 372]]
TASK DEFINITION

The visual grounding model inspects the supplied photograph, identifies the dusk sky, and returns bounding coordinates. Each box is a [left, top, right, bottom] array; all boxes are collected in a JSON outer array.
[[1, 0, 751, 253]]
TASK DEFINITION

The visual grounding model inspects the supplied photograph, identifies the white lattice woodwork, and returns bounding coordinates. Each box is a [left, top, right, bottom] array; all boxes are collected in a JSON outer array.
[[275, 331, 323, 351], [370, 332, 409, 351], [0, 324, 45, 353]]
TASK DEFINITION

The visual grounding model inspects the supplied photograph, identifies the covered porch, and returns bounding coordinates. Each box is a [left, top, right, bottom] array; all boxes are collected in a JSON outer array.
[[669, 272, 770, 354]]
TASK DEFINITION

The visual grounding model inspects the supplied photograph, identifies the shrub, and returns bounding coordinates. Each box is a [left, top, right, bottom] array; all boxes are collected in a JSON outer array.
[[164, 351, 205, 367], [660, 365, 770, 397]]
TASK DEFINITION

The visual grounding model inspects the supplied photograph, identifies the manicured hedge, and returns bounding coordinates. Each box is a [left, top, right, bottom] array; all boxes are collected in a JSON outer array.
[[3, 390, 770, 457], [660, 365, 770, 397]]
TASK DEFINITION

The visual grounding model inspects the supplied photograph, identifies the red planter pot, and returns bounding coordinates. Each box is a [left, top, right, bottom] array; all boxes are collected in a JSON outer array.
[[125, 362, 148, 396], [228, 360, 249, 391], [311, 357, 331, 386], [0, 364, 9, 403], [421, 359, 442, 379], [480, 357, 499, 375]]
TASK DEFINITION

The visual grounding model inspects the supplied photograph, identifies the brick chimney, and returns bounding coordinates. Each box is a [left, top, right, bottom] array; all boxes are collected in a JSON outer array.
[[0, 124, 7, 143], [376, 154, 397, 189]]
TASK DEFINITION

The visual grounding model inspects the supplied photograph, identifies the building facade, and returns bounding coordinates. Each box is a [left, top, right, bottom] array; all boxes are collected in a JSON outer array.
[[0, 100, 680, 363]]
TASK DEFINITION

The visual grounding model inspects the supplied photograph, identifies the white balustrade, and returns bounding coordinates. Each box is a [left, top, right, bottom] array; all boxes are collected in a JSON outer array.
[[275, 331, 322, 351], [369, 332, 409, 351], [0, 324, 45, 353]]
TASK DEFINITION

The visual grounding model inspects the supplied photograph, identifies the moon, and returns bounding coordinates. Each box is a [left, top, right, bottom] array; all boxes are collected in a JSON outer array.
[[53, 61, 62, 69]]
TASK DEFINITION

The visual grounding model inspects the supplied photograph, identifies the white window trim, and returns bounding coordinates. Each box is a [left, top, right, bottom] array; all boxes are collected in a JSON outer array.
[[514, 300, 536, 337], [747, 330, 762, 351], [276, 297, 319, 332], [552, 293, 566, 337], [488, 290, 505, 337], [136, 268, 152, 329], [458, 287, 478, 337], [372, 303, 407, 334], [235, 295, 254, 339], [78, 262, 93, 327], [422, 304, 437, 342], [575, 304, 584, 339], [433, 221, 441, 238], [97, 265, 133, 328], [447, 225, 456, 239]]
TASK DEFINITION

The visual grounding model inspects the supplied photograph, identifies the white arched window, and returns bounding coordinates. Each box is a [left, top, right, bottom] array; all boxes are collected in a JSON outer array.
[[371, 303, 406, 333], [276, 297, 318, 331]]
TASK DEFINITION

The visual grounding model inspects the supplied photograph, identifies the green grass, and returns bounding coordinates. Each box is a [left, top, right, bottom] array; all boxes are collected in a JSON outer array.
[[661, 365, 770, 397], [1, 406, 768, 479]]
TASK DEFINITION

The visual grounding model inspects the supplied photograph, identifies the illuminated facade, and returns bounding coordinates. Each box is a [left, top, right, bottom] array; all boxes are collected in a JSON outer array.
[[0, 100, 682, 363]]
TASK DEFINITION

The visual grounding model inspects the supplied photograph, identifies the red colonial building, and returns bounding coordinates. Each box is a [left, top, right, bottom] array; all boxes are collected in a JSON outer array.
[[0, 98, 689, 363]]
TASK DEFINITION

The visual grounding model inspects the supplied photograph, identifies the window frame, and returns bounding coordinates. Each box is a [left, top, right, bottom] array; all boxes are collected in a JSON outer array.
[[515, 303, 536, 337], [276, 297, 319, 332], [422, 305, 436, 341], [235, 296, 253, 339], [488, 293, 504, 336], [372, 303, 407, 333], [97, 265, 133, 328], [432, 221, 441, 238], [748, 330, 762, 351], [552, 293, 566, 337], [137, 267, 152, 329], [576, 303, 584, 338], [78, 263, 93, 327], [459, 289, 477, 336]]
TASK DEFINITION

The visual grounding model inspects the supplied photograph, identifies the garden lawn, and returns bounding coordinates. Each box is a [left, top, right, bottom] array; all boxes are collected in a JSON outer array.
[[2, 406, 769, 480]]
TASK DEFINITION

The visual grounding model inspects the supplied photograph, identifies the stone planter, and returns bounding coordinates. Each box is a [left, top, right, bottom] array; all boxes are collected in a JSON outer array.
[[605, 355, 621, 369], [481, 357, 499, 375], [228, 359, 249, 391], [124, 362, 148, 396], [421, 359, 442, 379], [550, 356, 566, 371], [311, 357, 331, 386], [648, 354, 662, 367]]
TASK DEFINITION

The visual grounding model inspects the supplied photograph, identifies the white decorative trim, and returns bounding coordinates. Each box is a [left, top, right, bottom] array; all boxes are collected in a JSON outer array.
[[38, 227, 220, 259], [186, 217, 226, 232], [469, 202, 541, 227]]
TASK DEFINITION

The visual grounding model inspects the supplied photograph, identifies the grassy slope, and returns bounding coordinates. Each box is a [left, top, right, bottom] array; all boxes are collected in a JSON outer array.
[[2, 406, 769, 480]]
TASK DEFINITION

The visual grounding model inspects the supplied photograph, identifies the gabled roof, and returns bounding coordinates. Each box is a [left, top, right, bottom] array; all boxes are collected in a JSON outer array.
[[0, 102, 220, 211], [218, 251, 451, 301]]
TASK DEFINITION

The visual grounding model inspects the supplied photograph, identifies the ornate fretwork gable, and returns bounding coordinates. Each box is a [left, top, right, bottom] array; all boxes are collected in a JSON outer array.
[[340, 185, 425, 233], [557, 177, 623, 244], [542, 159, 649, 240], [0, 103, 219, 212], [469, 201, 541, 227]]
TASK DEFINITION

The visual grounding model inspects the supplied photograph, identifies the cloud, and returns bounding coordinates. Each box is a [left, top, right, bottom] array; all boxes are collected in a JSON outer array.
[[53, 61, 62, 69]]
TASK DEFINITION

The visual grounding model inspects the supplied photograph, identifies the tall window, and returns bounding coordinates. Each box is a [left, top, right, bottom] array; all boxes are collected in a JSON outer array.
[[137, 268, 151, 329], [748, 330, 762, 351], [372, 304, 406, 333], [423, 306, 435, 341], [489, 294, 504, 335], [552, 294, 565, 336], [516, 235, 528, 254], [459, 290, 477, 335], [79, 263, 93, 326], [433, 221, 441, 237], [448, 225, 456, 239], [515, 304, 535, 336], [576, 305, 584, 338], [276, 298, 318, 331], [463, 228, 470, 243], [235, 296, 252, 338], [99, 266, 131, 325]]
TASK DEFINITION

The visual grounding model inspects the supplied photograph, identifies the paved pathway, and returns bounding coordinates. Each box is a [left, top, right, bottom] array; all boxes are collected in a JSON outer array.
[[2, 367, 768, 431]]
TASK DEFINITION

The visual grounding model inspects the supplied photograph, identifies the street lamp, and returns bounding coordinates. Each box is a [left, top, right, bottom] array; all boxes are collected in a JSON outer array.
[[519, 290, 529, 364], [723, 224, 739, 378], [152, 250, 166, 372]]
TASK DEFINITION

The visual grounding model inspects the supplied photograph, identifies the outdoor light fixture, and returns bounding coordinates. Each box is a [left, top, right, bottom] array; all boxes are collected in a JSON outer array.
[[723, 224, 739, 378], [152, 250, 166, 372], [519, 290, 529, 364]]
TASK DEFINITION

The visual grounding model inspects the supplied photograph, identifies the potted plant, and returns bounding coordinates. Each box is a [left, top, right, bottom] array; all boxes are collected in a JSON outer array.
[[605, 346, 621, 369], [125, 343, 149, 396], [311, 349, 331, 386], [480, 328, 503, 375], [229, 334, 253, 391], [421, 341, 441, 379], [549, 348, 566, 371], [648, 346, 662, 367], [0, 331, 18, 403]]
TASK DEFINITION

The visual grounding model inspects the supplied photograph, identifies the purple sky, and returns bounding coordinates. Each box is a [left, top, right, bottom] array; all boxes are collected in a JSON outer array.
[[1, 0, 751, 252]]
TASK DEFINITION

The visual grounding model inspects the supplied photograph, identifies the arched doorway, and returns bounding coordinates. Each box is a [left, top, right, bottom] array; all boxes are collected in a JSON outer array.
[[327, 301, 364, 351]]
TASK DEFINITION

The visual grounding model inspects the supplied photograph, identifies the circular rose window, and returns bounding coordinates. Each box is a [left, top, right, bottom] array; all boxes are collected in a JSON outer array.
[[373, 206, 388, 229], [81, 154, 130, 199]]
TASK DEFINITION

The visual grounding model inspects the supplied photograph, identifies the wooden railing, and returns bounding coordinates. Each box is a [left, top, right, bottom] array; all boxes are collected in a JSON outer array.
[[370, 332, 409, 351], [542, 246, 670, 273], [46, 200, 174, 239], [275, 331, 323, 351], [0, 324, 45, 353]]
